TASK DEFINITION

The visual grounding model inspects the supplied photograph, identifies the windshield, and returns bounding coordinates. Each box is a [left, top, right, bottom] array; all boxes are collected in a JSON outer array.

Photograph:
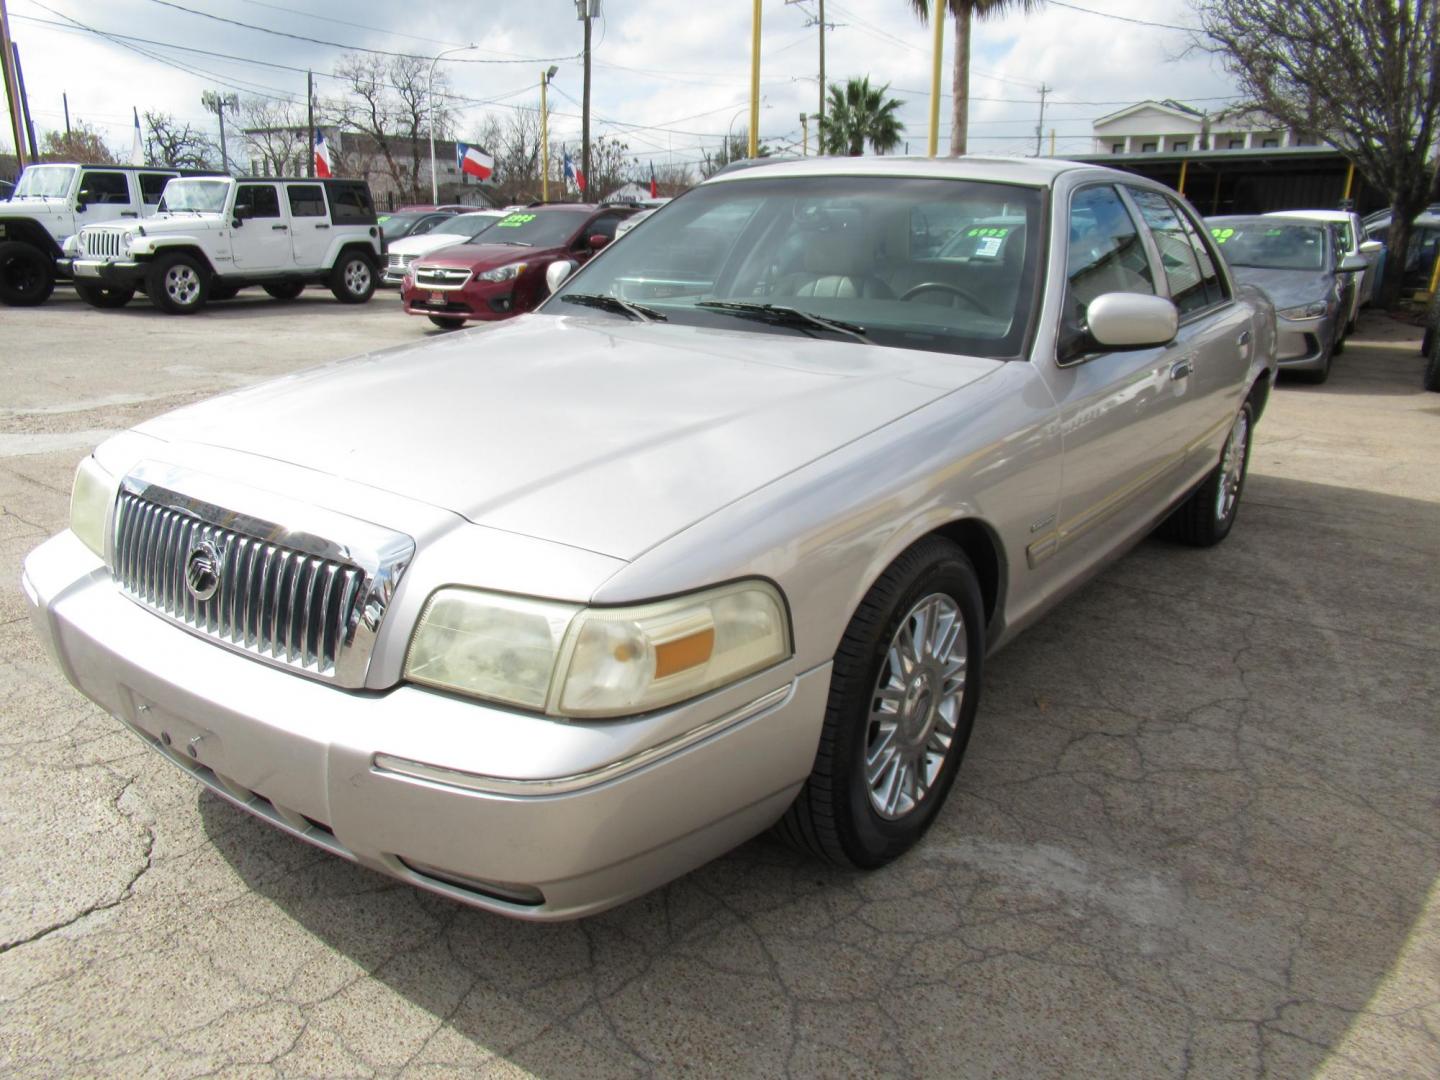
[[468, 209, 587, 248], [545, 175, 1043, 359], [158, 179, 229, 213], [1209, 220, 1326, 271], [433, 213, 501, 239], [14, 165, 76, 199], [379, 213, 431, 238]]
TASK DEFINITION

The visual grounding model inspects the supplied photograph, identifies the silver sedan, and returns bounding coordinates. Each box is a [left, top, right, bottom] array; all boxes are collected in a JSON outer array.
[[25, 157, 1276, 920]]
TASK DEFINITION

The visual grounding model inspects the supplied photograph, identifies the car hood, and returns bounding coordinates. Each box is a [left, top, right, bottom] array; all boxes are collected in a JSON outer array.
[[0, 199, 70, 217], [134, 315, 1002, 560], [388, 232, 474, 258], [417, 241, 560, 271], [1228, 266, 1331, 310], [84, 212, 224, 236]]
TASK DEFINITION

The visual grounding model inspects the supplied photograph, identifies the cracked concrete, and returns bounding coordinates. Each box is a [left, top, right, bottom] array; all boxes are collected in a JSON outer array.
[[0, 294, 1436, 1078]]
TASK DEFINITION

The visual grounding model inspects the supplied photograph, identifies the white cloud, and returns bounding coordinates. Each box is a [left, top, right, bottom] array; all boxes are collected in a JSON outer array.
[[1, 0, 1234, 170]]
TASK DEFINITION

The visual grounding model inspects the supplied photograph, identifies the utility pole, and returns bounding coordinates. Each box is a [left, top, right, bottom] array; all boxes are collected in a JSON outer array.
[[800, 113, 808, 156], [926, 5, 943, 157], [12, 42, 35, 160], [62, 92, 70, 138], [786, 0, 829, 138], [540, 65, 558, 201], [201, 90, 238, 174], [0, 0, 26, 171], [306, 70, 314, 178], [577, 0, 593, 197], [748, 0, 760, 158], [1034, 84, 1049, 157]]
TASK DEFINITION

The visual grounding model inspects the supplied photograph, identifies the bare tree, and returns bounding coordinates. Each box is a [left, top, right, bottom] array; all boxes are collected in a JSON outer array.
[[586, 135, 631, 199], [235, 97, 307, 176], [700, 131, 770, 179], [143, 111, 218, 169], [1193, 0, 1440, 306], [331, 53, 455, 203], [470, 107, 543, 203], [39, 121, 115, 163]]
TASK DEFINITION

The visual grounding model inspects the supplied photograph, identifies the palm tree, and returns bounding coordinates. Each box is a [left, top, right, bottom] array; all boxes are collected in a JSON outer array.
[[910, 0, 1045, 156], [820, 77, 906, 156]]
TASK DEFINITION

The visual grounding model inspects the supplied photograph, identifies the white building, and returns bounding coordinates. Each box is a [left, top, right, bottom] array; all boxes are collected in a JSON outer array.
[[1092, 100, 1320, 155]]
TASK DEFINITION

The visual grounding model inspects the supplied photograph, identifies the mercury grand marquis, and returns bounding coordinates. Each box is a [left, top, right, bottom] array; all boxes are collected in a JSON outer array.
[[24, 157, 1277, 920]]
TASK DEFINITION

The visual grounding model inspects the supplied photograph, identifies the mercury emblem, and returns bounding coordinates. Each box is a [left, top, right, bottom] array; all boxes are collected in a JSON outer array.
[[184, 538, 224, 602]]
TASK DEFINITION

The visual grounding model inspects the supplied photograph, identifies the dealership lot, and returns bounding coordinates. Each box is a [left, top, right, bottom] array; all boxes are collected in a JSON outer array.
[[1, 296, 1436, 1077]]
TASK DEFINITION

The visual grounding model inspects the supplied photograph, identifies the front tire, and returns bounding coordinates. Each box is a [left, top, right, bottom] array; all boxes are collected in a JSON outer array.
[[1424, 342, 1440, 392], [74, 282, 135, 308], [0, 241, 55, 306], [328, 252, 376, 304], [428, 315, 465, 330], [776, 537, 985, 868], [146, 252, 208, 315], [1160, 400, 1254, 547]]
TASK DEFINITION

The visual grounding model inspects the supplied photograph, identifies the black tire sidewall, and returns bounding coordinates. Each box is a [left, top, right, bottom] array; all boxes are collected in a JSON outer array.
[[74, 282, 134, 308], [0, 241, 56, 306], [331, 253, 376, 303], [829, 544, 986, 867], [264, 282, 304, 301]]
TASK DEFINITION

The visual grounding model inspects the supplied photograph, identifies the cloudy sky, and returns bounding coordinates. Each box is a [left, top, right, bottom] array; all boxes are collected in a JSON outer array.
[[1, 0, 1239, 172]]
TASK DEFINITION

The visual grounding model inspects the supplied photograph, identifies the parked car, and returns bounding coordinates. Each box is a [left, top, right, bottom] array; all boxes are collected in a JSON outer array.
[[1362, 207, 1440, 295], [24, 157, 1275, 921], [1266, 209, 1381, 326], [62, 176, 383, 313], [394, 203, 477, 213], [1207, 214, 1364, 383], [612, 206, 656, 240], [382, 210, 505, 286], [0, 179, 13, 200], [400, 203, 636, 329], [377, 210, 456, 245], [0, 162, 216, 306]]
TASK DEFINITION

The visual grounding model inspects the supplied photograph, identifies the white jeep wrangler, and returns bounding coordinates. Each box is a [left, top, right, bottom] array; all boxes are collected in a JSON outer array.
[[64, 176, 383, 314], [0, 162, 200, 306]]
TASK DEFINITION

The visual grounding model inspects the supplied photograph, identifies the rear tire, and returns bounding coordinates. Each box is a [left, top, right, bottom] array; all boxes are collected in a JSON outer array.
[[264, 281, 304, 301], [328, 252, 375, 303], [1160, 400, 1254, 547], [0, 241, 55, 306], [428, 315, 464, 330], [146, 252, 208, 315], [1424, 342, 1440, 392], [74, 282, 135, 308], [775, 537, 985, 868]]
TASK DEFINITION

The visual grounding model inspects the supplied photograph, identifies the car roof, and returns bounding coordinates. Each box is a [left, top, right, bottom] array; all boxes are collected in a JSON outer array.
[[1265, 209, 1352, 222], [701, 154, 1116, 190]]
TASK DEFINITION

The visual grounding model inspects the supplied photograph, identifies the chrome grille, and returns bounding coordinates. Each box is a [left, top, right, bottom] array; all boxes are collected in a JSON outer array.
[[414, 266, 471, 290], [112, 491, 368, 679], [387, 253, 416, 270], [82, 230, 123, 259]]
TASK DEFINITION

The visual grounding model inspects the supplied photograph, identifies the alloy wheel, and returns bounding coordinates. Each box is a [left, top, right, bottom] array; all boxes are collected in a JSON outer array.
[[1215, 409, 1249, 523]]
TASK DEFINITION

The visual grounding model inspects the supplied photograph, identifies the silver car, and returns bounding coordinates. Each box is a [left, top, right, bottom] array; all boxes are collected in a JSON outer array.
[[24, 157, 1276, 921], [1207, 214, 1366, 384]]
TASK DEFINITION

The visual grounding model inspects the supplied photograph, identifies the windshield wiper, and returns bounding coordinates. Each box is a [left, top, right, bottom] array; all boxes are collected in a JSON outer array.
[[560, 293, 668, 323], [696, 300, 869, 342]]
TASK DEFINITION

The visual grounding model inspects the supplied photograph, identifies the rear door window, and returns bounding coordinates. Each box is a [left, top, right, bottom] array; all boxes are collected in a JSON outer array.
[[138, 172, 175, 205], [1126, 187, 1222, 316], [286, 184, 327, 218]]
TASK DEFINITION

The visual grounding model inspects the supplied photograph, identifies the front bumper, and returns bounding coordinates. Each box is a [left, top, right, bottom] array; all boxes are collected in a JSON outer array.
[[70, 258, 146, 289], [401, 279, 517, 322], [23, 531, 828, 920], [1274, 313, 1336, 372]]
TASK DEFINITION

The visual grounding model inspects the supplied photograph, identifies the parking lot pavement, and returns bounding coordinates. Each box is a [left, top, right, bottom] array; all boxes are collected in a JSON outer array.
[[1, 302, 1436, 1078]]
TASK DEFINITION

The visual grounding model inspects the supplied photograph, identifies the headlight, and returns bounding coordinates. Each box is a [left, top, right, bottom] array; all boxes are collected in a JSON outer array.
[[476, 262, 527, 283], [1277, 300, 1328, 320], [61, 234, 79, 256], [69, 456, 118, 559], [404, 580, 790, 718], [121, 233, 133, 254]]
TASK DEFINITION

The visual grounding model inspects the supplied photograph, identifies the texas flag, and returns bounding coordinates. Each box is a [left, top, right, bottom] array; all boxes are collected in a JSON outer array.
[[562, 146, 586, 193], [649, 161, 658, 200], [314, 130, 332, 178], [455, 142, 494, 181]]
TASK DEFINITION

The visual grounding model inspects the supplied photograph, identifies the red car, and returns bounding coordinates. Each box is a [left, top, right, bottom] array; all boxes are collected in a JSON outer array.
[[401, 204, 636, 329]]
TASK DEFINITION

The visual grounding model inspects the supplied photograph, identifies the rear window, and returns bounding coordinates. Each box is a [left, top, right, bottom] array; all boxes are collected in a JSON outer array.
[[287, 184, 327, 218], [328, 183, 376, 225]]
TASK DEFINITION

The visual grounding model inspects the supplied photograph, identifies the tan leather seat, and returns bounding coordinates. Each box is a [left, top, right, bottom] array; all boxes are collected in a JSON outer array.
[[775, 228, 895, 300]]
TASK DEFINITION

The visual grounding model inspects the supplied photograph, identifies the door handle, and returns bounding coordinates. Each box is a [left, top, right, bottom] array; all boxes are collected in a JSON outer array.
[[314, 223, 330, 230], [120, 211, 138, 218], [1169, 359, 1193, 381], [272, 224, 289, 231], [1237, 330, 1252, 348]]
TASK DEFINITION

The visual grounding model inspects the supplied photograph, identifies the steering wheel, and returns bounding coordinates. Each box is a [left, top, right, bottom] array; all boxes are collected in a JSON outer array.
[[900, 282, 991, 314]]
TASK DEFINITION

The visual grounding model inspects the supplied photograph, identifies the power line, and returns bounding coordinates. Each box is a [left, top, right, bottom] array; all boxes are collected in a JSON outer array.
[[1046, 1, 1194, 33]]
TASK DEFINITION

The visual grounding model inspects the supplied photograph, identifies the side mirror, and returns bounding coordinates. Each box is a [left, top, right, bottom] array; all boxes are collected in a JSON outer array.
[[1062, 293, 1179, 362], [545, 259, 576, 295], [588, 233, 610, 251], [1338, 254, 1368, 273], [1359, 239, 1383, 255], [75, 192, 88, 213], [231, 216, 244, 228]]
